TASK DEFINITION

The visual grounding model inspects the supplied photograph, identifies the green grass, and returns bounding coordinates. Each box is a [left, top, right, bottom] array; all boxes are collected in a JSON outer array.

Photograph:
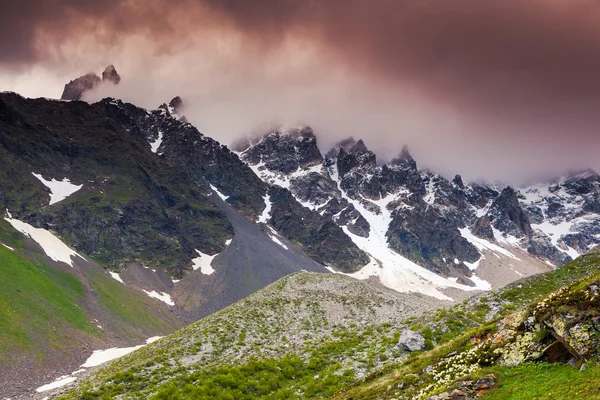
[[88, 268, 175, 337], [0, 218, 23, 249], [0, 244, 97, 361], [482, 362, 600, 400]]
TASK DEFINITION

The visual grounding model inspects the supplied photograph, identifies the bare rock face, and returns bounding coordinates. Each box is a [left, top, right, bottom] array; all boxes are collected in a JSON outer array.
[[60, 72, 101, 101], [101, 64, 121, 85], [60, 65, 120, 101]]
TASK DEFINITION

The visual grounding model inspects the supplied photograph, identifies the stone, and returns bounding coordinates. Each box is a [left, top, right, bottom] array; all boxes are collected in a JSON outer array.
[[61, 72, 101, 100], [474, 376, 496, 390], [102, 65, 121, 84], [398, 329, 426, 352]]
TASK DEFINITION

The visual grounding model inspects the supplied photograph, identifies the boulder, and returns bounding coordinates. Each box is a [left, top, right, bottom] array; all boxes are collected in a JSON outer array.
[[398, 329, 426, 352]]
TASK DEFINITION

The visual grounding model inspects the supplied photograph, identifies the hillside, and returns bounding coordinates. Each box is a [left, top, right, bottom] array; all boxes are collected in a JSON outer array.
[[51, 252, 600, 399], [333, 251, 600, 400], [0, 219, 182, 398], [52, 273, 446, 399]]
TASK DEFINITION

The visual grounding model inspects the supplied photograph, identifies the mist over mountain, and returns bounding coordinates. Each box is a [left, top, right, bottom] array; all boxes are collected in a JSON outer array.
[[2, 2, 600, 398], [2, 1, 600, 183]]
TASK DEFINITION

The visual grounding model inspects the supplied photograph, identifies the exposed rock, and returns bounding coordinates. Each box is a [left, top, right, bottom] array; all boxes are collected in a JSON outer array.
[[102, 64, 121, 84], [237, 127, 322, 174], [398, 329, 426, 352], [472, 216, 494, 239], [267, 186, 369, 272], [489, 186, 532, 237], [61, 65, 121, 100], [60, 72, 101, 101]]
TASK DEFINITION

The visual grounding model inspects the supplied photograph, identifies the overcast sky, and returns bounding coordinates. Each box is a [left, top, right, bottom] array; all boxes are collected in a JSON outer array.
[[1, 0, 599, 183]]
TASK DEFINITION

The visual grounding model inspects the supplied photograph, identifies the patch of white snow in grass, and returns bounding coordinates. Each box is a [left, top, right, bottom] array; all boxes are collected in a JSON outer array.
[[192, 249, 216, 275], [4, 218, 85, 267], [32, 173, 82, 205], [142, 290, 175, 306], [109, 271, 124, 284]]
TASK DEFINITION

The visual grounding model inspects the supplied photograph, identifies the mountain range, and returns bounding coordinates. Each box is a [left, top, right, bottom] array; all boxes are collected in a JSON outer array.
[[1, 71, 600, 397]]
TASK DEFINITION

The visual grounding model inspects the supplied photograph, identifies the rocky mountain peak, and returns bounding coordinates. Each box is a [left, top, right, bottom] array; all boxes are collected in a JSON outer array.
[[389, 145, 417, 170], [350, 139, 369, 154], [157, 96, 188, 122], [452, 174, 465, 188], [101, 65, 121, 85], [490, 186, 532, 237], [60, 72, 101, 101], [237, 126, 323, 174], [332, 138, 376, 178], [61, 65, 120, 101]]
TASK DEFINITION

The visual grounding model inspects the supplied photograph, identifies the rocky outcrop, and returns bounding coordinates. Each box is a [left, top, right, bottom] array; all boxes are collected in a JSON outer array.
[[235, 127, 322, 174], [60, 72, 101, 101], [398, 329, 426, 352], [387, 205, 479, 278], [489, 186, 532, 237], [61, 65, 121, 100], [101, 64, 121, 84], [268, 186, 370, 272]]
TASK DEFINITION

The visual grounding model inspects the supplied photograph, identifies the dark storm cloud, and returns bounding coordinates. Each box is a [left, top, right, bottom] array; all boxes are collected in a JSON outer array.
[[203, 0, 600, 135], [3, 0, 600, 181], [6, 0, 600, 117]]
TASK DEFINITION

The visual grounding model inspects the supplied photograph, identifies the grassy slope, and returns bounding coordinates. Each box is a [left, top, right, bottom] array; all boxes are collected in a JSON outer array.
[[56, 254, 600, 399], [0, 223, 97, 363], [480, 363, 600, 400], [331, 252, 600, 400], [57, 273, 436, 399], [0, 219, 177, 368]]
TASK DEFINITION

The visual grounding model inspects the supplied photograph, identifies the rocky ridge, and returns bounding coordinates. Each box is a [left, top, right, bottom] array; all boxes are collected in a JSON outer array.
[[61, 65, 122, 101], [235, 127, 600, 296]]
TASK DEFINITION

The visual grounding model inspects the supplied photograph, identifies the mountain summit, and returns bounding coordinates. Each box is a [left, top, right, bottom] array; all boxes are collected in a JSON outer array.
[[61, 65, 121, 100]]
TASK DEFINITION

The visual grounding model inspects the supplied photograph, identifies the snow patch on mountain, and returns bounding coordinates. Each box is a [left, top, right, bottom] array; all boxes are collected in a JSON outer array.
[[459, 228, 520, 260], [328, 166, 488, 299], [109, 271, 124, 284], [4, 218, 85, 267], [267, 227, 289, 250], [32, 172, 82, 205], [258, 194, 272, 223], [210, 184, 229, 201], [143, 290, 174, 306], [192, 249, 217, 275], [149, 130, 163, 153], [36, 375, 77, 393]]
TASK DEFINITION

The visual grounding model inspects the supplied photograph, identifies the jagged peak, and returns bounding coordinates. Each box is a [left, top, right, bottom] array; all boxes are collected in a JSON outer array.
[[564, 168, 599, 181], [452, 174, 465, 188], [101, 65, 121, 85], [350, 139, 369, 154], [389, 145, 417, 170]]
